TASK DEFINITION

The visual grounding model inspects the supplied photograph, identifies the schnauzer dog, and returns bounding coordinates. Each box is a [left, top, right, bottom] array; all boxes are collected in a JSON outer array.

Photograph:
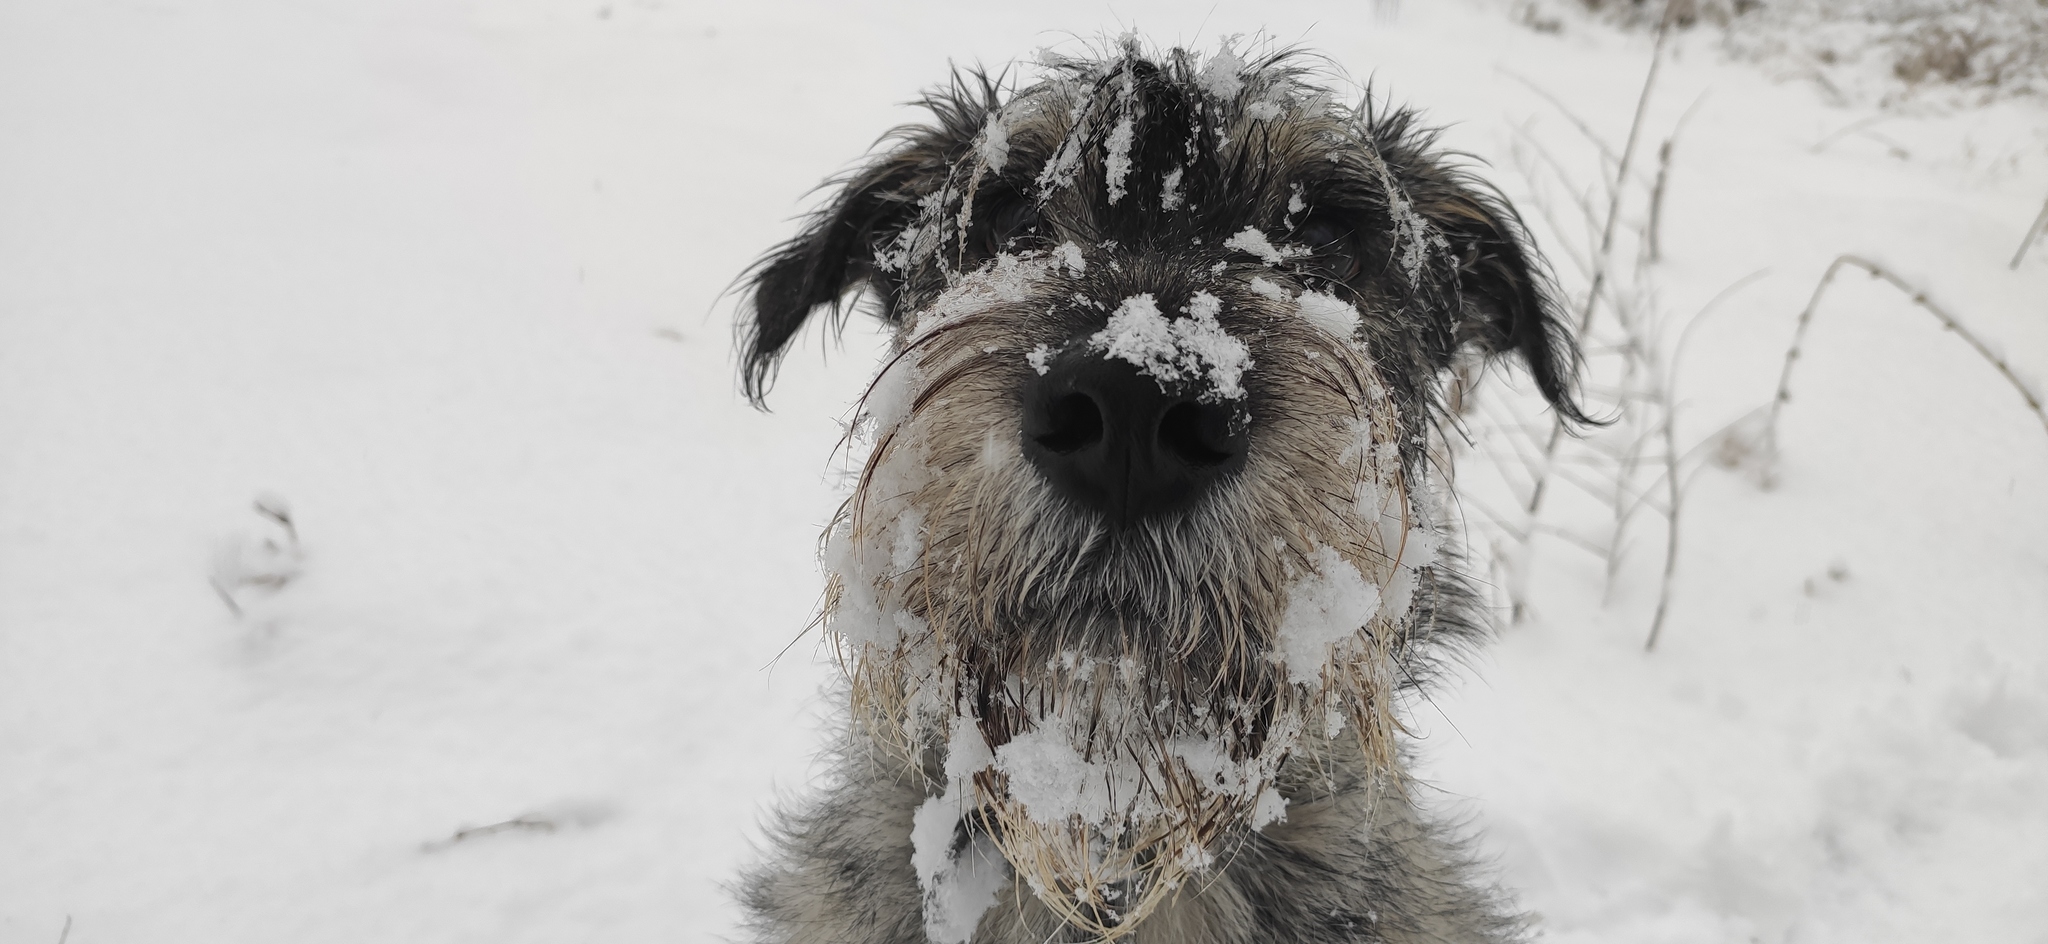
[[735, 42, 1587, 944]]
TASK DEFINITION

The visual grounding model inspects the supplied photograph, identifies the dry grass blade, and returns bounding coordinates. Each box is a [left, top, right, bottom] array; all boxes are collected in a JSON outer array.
[[2012, 195, 2048, 270], [1763, 254, 2048, 485]]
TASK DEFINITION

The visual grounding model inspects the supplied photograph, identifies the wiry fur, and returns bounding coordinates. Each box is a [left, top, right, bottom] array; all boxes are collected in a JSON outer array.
[[736, 42, 1587, 944]]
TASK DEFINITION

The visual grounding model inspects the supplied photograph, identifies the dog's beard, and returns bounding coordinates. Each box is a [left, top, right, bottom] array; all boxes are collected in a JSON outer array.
[[822, 256, 1441, 941]]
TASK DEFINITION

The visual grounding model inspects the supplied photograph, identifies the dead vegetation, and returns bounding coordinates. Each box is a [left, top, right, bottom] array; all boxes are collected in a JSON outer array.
[[1468, 1, 2045, 652], [1521, 0, 2048, 104], [1761, 253, 2048, 484], [1468, 1, 1722, 649]]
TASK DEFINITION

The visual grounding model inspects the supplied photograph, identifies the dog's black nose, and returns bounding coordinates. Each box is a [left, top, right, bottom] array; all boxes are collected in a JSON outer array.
[[1021, 348, 1249, 526]]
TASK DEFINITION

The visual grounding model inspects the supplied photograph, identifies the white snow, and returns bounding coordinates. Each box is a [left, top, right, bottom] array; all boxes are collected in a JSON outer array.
[[1223, 225, 1298, 265], [1295, 288, 1363, 338], [1168, 738, 1288, 829], [1247, 276, 1289, 300], [911, 793, 1006, 944], [1052, 240, 1086, 275], [1104, 115, 1136, 204], [2, 3, 2044, 944], [924, 834, 1008, 944], [992, 725, 1137, 829], [1026, 343, 1054, 375], [944, 712, 996, 780], [1160, 166, 1186, 211], [1360, 144, 1450, 288], [978, 109, 1011, 172], [1270, 544, 1384, 686], [1086, 292, 1251, 400], [1197, 38, 1247, 100]]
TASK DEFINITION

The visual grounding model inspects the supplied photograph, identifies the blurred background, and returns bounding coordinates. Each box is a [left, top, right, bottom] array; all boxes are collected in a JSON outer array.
[[2, 2, 2043, 942]]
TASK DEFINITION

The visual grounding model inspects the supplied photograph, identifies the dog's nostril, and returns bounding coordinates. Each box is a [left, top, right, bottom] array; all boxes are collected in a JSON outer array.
[[1020, 349, 1251, 526], [1157, 402, 1236, 467], [1034, 392, 1105, 454]]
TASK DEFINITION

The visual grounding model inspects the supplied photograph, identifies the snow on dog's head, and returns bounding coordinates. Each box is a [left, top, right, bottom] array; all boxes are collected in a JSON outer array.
[[739, 38, 1588, 941]]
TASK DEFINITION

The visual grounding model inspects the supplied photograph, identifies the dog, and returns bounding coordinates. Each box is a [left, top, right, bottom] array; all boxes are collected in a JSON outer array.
[[733, 40, 1588, 944]]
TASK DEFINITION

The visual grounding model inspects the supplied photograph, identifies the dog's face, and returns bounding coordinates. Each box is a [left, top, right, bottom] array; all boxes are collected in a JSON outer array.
[[741, 44, 1581, 941]]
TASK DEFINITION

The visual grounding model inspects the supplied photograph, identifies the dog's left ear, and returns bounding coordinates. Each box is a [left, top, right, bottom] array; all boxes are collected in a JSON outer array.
[[1374, 129, 1594, 426]]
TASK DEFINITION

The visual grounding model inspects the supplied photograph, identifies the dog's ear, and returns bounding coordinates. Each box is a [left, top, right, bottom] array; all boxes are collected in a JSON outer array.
[[1369, 119, 1594, 426], [740, 73, 1006, 406], [738, 153, 931, 405], [1422, 180, 1594, 425]]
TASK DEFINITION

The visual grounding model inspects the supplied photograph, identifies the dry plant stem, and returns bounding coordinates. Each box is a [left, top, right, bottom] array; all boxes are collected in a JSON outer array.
[[1810, 115, 1887, 155], [1518, 1, 1676, 575], [1647, 140, 1673, 264], [210, 578, 243, 618], [1506, 125, 1603, 269], [1642, 270, 1770, 652], [421, 815, 558, 851], [1647, 94, 1705, 265], [1640, 419, 1683, 652], [2013, 195, 2048, 269], [1505, 71, 1622, 178], [1599, 251, 1656, 605], [1765, 254, 2048, 479]]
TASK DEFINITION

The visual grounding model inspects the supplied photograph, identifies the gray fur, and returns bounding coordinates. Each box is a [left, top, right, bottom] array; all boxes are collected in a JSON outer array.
[[736, 41, 1585, 944], [741, 727, 1521, 944]]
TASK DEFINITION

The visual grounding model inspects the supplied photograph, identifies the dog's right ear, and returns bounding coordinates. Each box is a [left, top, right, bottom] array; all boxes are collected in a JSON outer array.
[[738, 153, 932, 405], [741, 70, 1009, 406]]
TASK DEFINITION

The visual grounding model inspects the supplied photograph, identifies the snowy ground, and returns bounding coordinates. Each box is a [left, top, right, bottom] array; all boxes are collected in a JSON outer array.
[[2, 1, 2043, 942]]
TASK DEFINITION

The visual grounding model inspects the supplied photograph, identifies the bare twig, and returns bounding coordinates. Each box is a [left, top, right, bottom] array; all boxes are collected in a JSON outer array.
[[57, 916, 72, 944], [1518, 0, 1676, 589], [1809, 114, 1887, 155], [1647, 93, 1706, 265], [1584, 3, 1676, 335], [2012, 195, 2048, 269], [421, 815, 559, 852], [1764, 254, 2048, 484], [1647, 139, 1675, 264], [1643, 270, 1770, 652], [253, 493, 297, 547], [1502, 70, 1623, 174], [209, 577, 243, 618]]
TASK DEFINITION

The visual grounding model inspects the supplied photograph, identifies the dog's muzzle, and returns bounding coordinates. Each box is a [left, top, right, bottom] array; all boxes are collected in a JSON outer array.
[[1020, 344, 1250, 526]]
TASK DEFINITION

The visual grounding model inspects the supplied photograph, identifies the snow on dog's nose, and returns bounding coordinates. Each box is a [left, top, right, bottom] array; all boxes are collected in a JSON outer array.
[[1021, 292, 1251, 526]]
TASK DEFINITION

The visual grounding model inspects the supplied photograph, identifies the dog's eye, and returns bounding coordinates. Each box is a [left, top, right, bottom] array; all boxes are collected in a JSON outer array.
[[1295, 215, 1361, 281], [980, 200, 1039, 256]]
